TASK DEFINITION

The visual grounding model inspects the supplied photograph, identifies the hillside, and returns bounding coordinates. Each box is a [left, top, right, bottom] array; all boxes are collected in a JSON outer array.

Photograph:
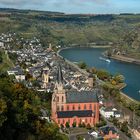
[[0, 8, 140, 58]]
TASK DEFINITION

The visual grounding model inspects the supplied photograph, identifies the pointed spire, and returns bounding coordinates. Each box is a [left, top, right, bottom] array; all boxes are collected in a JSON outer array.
[[57, 64, 63, 85]]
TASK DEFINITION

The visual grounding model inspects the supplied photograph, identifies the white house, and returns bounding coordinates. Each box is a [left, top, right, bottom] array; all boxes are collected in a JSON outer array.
[[7, 67, 21, 75], [0, 41, 4, 47], [15, 72, 25, 81], [100, 107, 121, 119], [7, 66, 25, 81]]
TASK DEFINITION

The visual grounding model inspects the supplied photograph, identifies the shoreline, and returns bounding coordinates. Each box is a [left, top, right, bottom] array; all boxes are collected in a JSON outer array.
[[110, 54, 140, 65], [58, 46, 140, 103], [58, 45, 111, 53], [120, 91, 139, 103], [103, 50, 140, 66]]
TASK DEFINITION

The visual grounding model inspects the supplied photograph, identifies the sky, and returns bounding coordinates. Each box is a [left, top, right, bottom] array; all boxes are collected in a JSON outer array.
[[0, 0, 140, 14]]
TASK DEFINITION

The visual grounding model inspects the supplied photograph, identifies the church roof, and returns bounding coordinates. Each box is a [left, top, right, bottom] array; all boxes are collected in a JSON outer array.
[[66, 90, 98, 103], [57, 110, 93, 118]]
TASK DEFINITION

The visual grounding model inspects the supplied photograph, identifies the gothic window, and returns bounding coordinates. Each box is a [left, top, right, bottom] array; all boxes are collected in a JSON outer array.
[[62, 96, 64, 102], [78, 105, 81, 110], [89, 104, 92, 110], [84, 104, 86, 110], [90, 118, 91, 123], [72, 105, 75, 110], [57, 96, 59, 102], [61, 105, 64, 111], [67, 105, 69, 111]]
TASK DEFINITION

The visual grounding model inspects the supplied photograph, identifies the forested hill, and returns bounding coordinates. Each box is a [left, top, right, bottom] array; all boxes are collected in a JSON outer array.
[[0, 8, 140, 46]]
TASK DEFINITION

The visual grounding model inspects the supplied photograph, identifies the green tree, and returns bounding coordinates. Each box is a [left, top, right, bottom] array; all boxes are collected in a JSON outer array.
[[65, 122, 70, 128], [72, 122, 76, 127], [78, 61, 87, 69]]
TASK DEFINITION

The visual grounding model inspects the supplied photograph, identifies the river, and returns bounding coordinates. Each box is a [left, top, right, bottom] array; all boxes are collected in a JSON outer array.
[[59, 47, 140, 101]]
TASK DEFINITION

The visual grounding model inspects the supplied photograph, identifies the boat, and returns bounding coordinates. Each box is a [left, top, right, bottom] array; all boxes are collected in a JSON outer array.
[[99, 57, 111, 63]]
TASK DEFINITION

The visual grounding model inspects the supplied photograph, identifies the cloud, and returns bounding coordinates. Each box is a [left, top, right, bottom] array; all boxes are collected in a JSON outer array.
[[0, 0, 44, 6], [0, 0, 109, 7]]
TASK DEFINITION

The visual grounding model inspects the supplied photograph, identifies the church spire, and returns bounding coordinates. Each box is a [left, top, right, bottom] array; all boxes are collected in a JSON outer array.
[[55, 64, 64, 92], [56, 64, 63, 85]]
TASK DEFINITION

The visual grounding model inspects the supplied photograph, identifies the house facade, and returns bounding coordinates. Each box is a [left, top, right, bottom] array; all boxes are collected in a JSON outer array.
[[51, 65, 99, 127], [100, 107, 121, 119]]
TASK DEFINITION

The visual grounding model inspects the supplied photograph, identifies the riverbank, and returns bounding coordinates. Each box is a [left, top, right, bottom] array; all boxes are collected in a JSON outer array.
[[111, 54, 140, 65], [58, 45, 111, 53], [120, 91, 139, 104]]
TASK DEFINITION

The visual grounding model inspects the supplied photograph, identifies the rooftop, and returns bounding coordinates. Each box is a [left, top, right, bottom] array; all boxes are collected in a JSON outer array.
[[100, 126, 117, 135], [66, 90, 98, 103], [57, 110, 93, 118]]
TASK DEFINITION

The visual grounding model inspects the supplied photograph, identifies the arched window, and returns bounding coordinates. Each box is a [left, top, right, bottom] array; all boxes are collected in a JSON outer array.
[[57, 106, 59, 111], [72, 105, 75, 110], [62, 96, 64, 102], [90, 118, 91, 123], [57, 96, 59, 102], [84, 104, 86, 110], [89, 104, 92, 110], [78, 105, 81, 110], [61, 105, 64, 111], [67, 105, 69, 111]]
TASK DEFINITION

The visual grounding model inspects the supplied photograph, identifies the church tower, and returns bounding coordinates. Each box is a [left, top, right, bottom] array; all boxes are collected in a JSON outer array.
[[42, 67, 49, 88], [51, 65, 66, 121]]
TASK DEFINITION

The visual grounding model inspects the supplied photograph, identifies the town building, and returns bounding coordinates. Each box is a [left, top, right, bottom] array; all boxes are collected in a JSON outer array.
[[51, 65, 99, 127], [100, 106, 121, 119], [7, 66, 25, 81], [99, 126, 119, 139]]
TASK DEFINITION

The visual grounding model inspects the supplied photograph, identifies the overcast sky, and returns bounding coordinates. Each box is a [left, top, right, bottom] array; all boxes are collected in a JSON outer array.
[[0, 0, 140, 14]]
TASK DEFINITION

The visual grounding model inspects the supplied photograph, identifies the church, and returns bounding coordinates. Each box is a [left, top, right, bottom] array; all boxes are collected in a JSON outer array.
[[51, 65, 99, 127]]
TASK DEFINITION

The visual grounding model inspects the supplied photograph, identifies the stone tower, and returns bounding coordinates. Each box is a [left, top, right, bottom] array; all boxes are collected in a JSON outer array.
[[42, 67, 49, 88], [51, 65, 66, 121]]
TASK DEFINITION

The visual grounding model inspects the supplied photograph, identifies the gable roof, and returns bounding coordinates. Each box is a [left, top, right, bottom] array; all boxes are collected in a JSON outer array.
[[100, 126, 117, 135], [66, 90, 98, 103]]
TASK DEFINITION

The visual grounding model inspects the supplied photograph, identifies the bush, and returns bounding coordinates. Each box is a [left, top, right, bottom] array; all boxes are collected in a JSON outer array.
[[65, 122, 70, 128], [72, 122, 76, 127], [78, 61, 87, 69]]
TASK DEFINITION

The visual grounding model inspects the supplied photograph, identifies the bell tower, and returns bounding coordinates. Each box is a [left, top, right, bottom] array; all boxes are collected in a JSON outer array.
[[42, 67, 49, 88], [51, 65, 66, 121]]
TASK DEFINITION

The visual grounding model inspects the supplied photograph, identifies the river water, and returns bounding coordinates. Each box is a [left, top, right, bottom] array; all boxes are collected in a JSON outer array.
[[59, 47, 140, 101]]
